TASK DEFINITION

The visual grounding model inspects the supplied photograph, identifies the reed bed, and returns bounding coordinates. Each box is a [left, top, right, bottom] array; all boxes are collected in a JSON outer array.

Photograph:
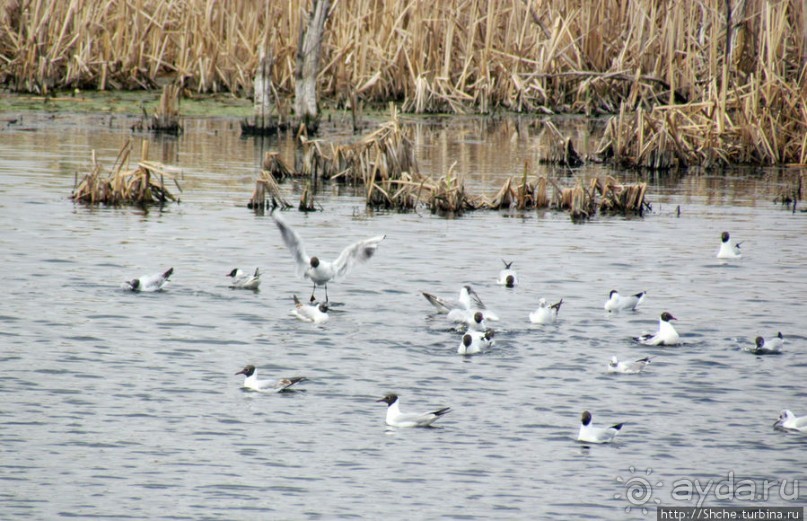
[[72, 141, 181, 205], [597, 73, 807, 169], [2, 2, 802, 115], [297, 108, 418, 186]]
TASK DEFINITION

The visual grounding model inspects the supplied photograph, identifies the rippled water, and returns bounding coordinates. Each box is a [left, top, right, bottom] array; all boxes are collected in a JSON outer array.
[[1, 113, 805, 519]]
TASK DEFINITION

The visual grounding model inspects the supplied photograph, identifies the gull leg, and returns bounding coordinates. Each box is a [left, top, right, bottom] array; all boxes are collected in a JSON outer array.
[[310, 282, 317, 303]]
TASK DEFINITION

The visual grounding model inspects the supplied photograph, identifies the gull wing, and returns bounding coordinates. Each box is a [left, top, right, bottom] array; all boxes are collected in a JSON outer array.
[[332, 235, 386, 281], [272, 213, 310, 277]]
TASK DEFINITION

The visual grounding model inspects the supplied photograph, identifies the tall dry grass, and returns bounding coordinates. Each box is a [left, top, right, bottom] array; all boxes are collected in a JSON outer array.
[[1, 0, 805, 163]]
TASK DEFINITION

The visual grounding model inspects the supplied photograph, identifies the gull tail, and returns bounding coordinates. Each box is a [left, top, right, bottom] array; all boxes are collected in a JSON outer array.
[[432, 407, 452, 417]]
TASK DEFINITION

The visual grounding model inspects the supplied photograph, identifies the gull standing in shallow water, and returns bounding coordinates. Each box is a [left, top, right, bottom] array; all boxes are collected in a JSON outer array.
[[774, 410, 807, 433], [635, 312, 680, 346], [376, 393, 451, 428], [717, 231, 743, 259], [226, 268, 261, 290], [745, 333, 784, 355], [122, 267, 173, 292], [290, 295, 329, 324], [496, 260, 519, 288], [529, 298, 563, 324], [235, 365, 306, 393], [604, 290, 646, 312], [608, 356, 652, 374], [577, 411, 624, 444], [272, 212, 386, 302]]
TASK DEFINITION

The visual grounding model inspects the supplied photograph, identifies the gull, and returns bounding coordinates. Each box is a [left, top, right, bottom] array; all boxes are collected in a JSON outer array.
[[577, 411, 624, 444], [529, 298, 563, 324], [226, 268, 261, 290], [608, 356, 652, 374], [745, 332, 784, 355], [235, 365, 306, 393], [422, 285, 486, 314], [290, 295, 329, 324], [376, 393, 451, 428], [448, 310, 490, 332], [774, 410, 807, 433], [272, 212, 385, 302], [635, 312, 680, 346], [458, 329, 495, 355], [122, 267, 173, 292], [717, 231, 742, 259], [496, 260, 519, 288], [604, 290, 646, 312]]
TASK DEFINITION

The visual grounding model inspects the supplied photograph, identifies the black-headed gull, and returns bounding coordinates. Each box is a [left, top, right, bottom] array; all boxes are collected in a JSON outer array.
[[635, 312, 680, 346], [122, 267, 173, 292], [604, 290, 646, 312], [717, 231, 742, 259], [272, 212, 385, 302], [290, 295, 329, 324], [376, 393, 451, 428], [496, 260, 518, 288], [448, 310, 490, 332], [774, 410, 807, 433], [458, 329, 495, 355], [235, 365, 306, 392], [422, 285, 486, 314], [577, 411, 624, 444], [227, 268, 261, 290], [745, 332, 784, 355], [608, 356, 652, 374], [529, 298, 563, 324]]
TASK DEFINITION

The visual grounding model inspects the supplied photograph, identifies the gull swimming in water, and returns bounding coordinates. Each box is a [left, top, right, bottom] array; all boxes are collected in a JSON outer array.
[[376, 393, 451, 428], [122, 267, 173, 292], [774, 410, 807, 433], [458, 329, 495, 355], [717, 231, 743, 259], [635, 312, 680, 346], [608, 356, 652, 374], [448, 310, 490, 332], [226, 268, 261, 290], [744, 332, 784, 355], [604, 290, 646, 312], [496, 260, 519, 288], [529, 298, 563, 324], [235, 365, 306, 393], [272, 212, 386, 302], [577, 411, 624, 444], [290, 295, 329, 324]]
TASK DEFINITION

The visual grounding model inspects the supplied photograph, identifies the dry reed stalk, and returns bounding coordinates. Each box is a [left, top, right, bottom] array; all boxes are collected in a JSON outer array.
[[249, 170, 292, 212], [72, 140, 180, 205], [262, 152, 295, 180], [149, 85, 182, 134]]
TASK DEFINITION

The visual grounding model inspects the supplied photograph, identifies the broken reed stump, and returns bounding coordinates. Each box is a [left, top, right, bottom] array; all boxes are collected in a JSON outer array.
[[298, 181, 316, 212], [262, 152, 297, 180], [149, 85, 183, 134], [540, 121, 583, 167], [72, 140, 181, 205], [248, 170, 292, 212]]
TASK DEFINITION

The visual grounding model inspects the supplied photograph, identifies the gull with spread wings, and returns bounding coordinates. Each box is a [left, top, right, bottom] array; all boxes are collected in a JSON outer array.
[[272, 213, 386, 302]]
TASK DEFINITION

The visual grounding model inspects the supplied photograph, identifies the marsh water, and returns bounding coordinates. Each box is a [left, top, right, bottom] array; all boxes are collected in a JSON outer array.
[[1, 112, 805, 520]]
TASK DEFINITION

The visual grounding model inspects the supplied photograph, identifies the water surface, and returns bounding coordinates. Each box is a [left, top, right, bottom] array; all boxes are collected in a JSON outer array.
[[0, 113, 805, 519]]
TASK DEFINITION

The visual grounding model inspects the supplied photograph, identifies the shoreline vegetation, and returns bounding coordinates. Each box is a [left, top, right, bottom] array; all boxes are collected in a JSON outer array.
[[5, 0, 806, 207]]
